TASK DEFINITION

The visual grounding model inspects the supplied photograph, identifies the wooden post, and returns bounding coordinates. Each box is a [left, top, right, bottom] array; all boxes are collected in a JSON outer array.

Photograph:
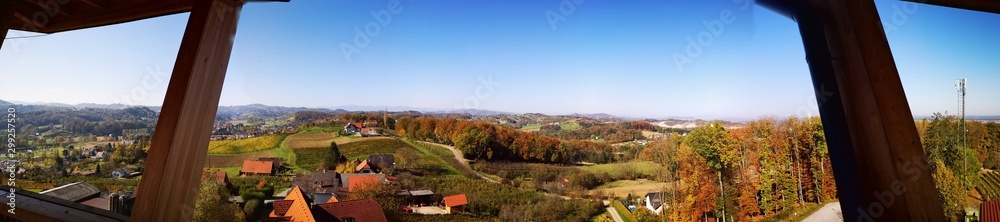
[[760, 0, 946, 221], [131, 0, 243, 221]]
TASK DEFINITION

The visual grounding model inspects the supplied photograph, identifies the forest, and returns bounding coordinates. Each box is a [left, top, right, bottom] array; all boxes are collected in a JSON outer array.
[[396, 117, 618, 164]]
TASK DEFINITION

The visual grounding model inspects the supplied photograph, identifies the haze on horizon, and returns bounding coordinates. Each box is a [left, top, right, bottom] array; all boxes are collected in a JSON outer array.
[[2, 1, 998, 120]]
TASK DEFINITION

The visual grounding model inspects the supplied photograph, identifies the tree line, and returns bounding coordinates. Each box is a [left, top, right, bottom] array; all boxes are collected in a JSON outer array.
[[535, 121, 650, 144], [396, 117, 617, 164], [640, 117, 836, 221]]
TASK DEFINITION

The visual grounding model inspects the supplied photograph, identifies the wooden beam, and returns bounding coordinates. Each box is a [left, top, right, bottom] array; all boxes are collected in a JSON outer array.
[[19, 0, 194, 33], [131, 0, 243, 221], [904, 0, 1000, 14], [78, 0, 106, 10], [24, 0, 73, 18], [1, 0, 11, 50], [759, 0, 947, 221]]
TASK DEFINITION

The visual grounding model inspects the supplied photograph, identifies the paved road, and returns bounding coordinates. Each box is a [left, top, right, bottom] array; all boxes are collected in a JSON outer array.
[[606, 207, 625, 222], [802, 202, 843, 222]]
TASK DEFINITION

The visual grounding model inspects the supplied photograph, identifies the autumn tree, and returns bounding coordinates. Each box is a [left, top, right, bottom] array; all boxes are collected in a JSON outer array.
[[193, 178, 245, 222]]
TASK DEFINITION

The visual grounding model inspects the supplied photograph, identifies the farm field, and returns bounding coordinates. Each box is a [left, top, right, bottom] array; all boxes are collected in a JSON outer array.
[[978, 171, 1000, 201], [590, 179, 672, 198], [206, 150, 275, 168], [520, 122, 581, 131], [579, 161, 662, 178], [560, 121, 581, 130], [339, 138, 411, 160], [520, 124, 542, 131], [291, 147, 325, 171], [284, 130, 337, 149], [207, 134, 287, 154]]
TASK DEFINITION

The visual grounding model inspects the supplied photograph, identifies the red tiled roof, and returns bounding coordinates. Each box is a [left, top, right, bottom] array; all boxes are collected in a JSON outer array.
[[215, 171, 229, 184], [284, 195, 316, 222], [985, 198, 1000, 222], [79, 196, 109, 210], [346, 123, 363, 129], [241, 160, 273, 175], [270, 200, 294, 217], [348, 175, 379, 192], [443, 194, 467, 207], [314, 198, 387, 222]]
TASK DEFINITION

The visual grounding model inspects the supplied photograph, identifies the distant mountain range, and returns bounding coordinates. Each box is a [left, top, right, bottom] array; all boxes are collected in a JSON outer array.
[[8, 100, 995, 123]]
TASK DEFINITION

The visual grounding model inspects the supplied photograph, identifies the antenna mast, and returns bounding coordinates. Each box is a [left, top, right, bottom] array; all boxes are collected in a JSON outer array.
[[956, 78, 967, 188]]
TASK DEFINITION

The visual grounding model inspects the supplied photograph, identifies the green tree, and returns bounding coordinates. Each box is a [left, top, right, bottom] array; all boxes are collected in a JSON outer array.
[[454, 128, 492, 160], [193, 179, 244, 222], [684, 121, 736, 220], [321, 141, 341, 170], [54, 153, 65, 172]]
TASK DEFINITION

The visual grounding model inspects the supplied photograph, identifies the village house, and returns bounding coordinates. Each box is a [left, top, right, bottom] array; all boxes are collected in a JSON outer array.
[[360, 128, 380, 137], [267, 186, 387, 222], [346, 174, 381, 192], [344, 123, 363, 133], [240, 160, 275, 176], [443, 194, 468, 214], [355, 154, 395, 174], [644, 192, 666, 215], [71, 167, 97, 177], [111, 168, 141, 178], [291, 170, 340, 200]]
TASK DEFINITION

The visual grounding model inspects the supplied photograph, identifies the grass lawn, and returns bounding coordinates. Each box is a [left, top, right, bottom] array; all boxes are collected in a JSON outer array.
[[207, 134, 288, 154], [580, 161, 662, 177], [560, 122, 582, 130], [402, 140, 468, 178], [589, 211, 614, 222], [591, 179, 672, 198], [216, 166, 243, 178], [520, 124, 542, 131]]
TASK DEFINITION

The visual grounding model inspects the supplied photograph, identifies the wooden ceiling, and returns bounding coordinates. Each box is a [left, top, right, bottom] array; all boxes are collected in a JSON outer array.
[[6, 0, 195, 34]]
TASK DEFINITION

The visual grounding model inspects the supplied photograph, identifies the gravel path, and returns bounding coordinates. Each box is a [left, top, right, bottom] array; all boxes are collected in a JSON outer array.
[[802, 202, 843, 222]]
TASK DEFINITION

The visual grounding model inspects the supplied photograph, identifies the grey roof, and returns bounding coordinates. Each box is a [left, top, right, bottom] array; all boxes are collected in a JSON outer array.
[[409, 190, 434, 196], [645, 192, 667, 210], [366, 154, 395, 169], [40, 182, 101, 202], [311, 193, 336, 204]]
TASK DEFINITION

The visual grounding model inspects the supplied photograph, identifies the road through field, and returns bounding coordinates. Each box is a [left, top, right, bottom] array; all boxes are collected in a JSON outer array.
[[606, 207, 626, 222], [415, 141, 497, 183], [415, 141, 573, 200], [801, 202, 842, 222]]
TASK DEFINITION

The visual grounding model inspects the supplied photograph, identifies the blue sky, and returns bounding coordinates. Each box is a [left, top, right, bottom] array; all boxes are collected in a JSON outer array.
[[1, 0, 997, 120]]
